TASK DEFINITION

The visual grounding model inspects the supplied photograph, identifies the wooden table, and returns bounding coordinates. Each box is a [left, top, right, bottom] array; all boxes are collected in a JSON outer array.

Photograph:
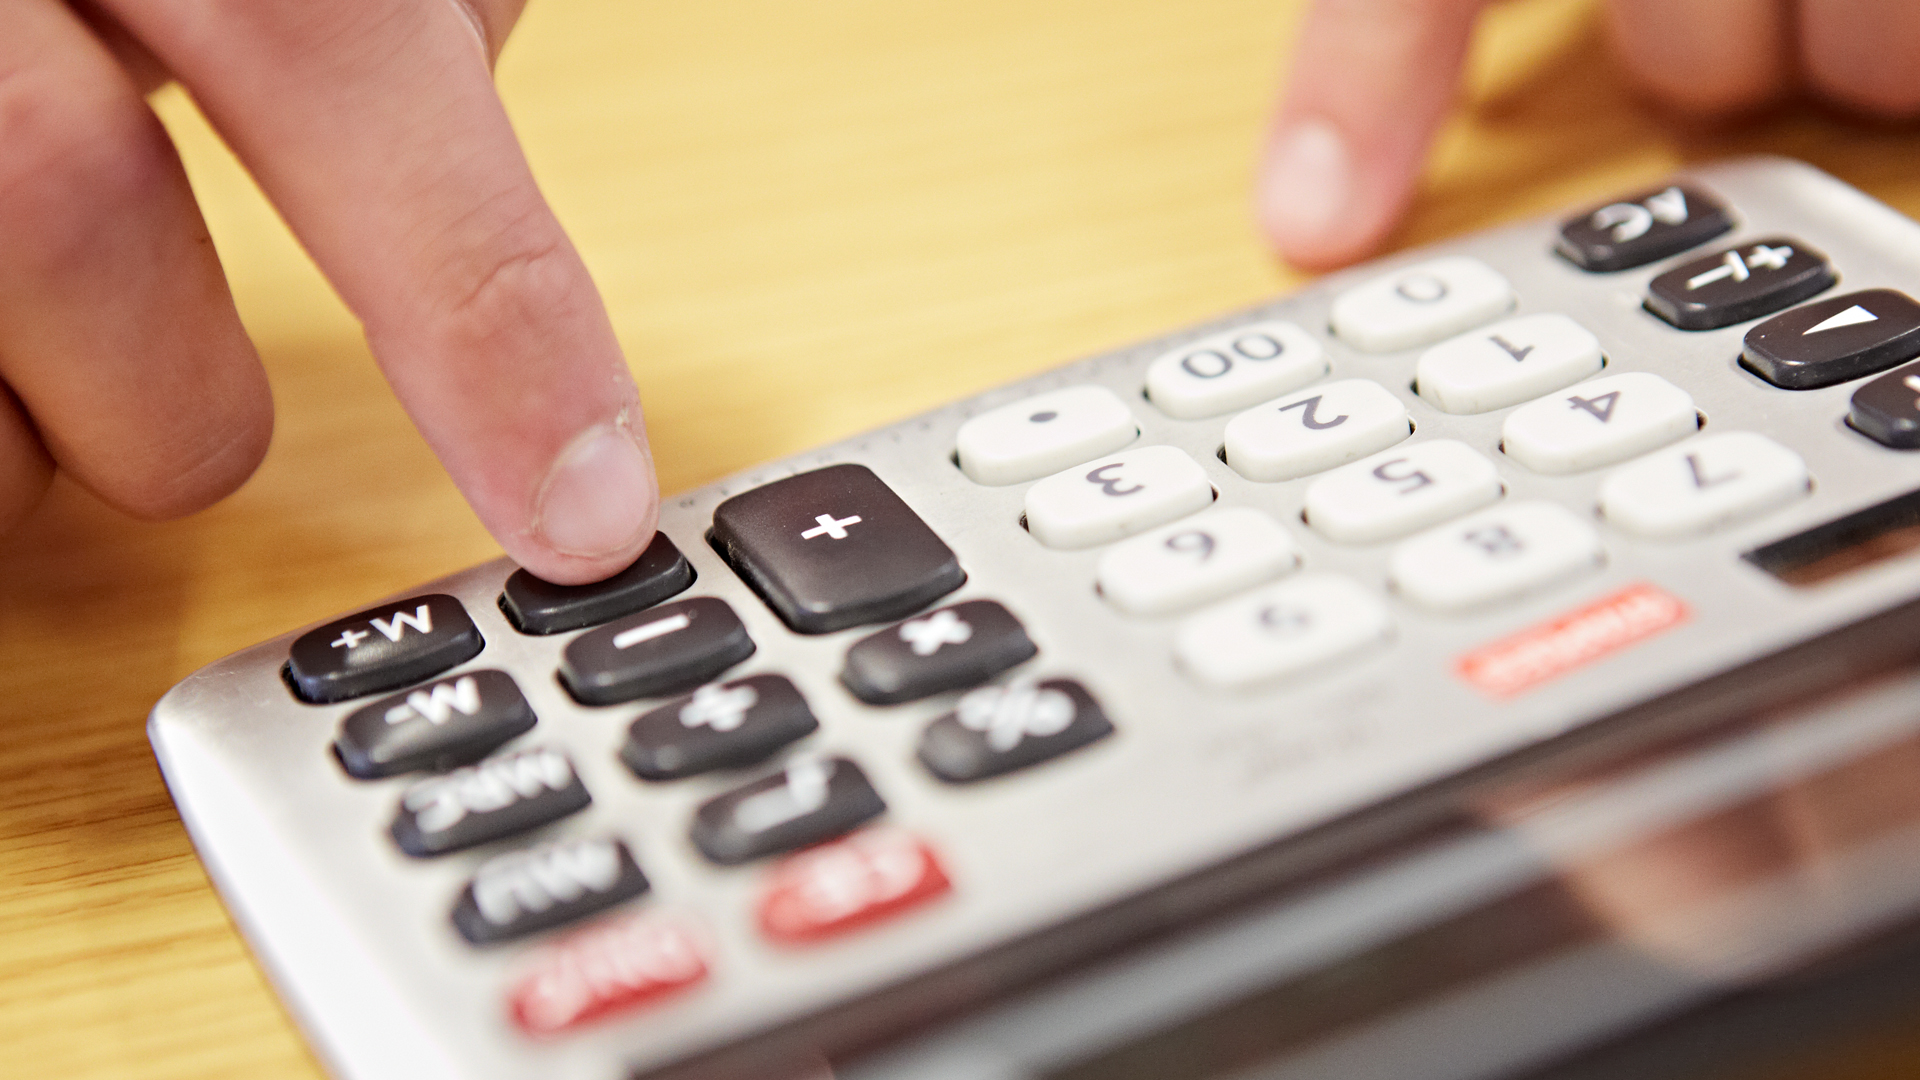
[[6, 1, 1920, 1076]]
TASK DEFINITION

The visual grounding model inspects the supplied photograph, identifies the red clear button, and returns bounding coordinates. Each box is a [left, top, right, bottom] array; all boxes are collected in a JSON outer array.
[[758, 829, 950, 945], [509, 914, 707, 1036]]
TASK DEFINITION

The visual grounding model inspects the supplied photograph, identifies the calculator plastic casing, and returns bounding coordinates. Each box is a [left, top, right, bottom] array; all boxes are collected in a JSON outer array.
[[149, 157, 1920, 1080]]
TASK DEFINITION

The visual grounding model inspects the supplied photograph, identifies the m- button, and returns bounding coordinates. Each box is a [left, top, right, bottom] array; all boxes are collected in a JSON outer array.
[[712, 464, 966, 634]]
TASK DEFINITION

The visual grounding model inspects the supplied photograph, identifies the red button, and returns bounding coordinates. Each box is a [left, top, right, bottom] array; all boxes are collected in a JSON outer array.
[[509, 914, 707, 1036], [757, 829, 950, 945]]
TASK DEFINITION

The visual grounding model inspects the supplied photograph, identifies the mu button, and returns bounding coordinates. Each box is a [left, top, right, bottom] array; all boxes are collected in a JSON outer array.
[[710, 464, 966, 634], [287, 594, 483, 704]]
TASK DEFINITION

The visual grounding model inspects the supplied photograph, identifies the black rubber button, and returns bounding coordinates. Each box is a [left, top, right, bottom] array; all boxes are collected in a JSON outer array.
[[1849, 359, 1920, 449], [689, 757, 885, 865], [451, 837, 648, 945], [840, 600, 1038, 705], [918, 679, 1113, 783], [621, 674, 818, 781], [391, 747, 591, 857], [499, 532, 695, 635], [1555, 184, 1733, 273], [335, 669, 536, 779], [287, 594, 483, 704], [1646, 237, 1835, 331], [1741, 289, 1920, 390], [558, 597, 754, 706], [710, 463, 966, 634]]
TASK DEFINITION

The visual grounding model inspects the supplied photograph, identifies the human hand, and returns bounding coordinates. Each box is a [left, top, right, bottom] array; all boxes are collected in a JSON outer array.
[[0, 0, 656, 585], [1257, 0, 1920, 271]]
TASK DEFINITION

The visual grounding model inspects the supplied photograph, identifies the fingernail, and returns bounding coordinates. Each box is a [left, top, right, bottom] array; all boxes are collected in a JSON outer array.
[[1259, 118, 1355, 253], [534, 425, 655, 558]]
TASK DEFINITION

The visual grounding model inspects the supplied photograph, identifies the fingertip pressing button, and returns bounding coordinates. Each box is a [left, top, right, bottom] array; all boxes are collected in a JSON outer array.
[[1330, 256, 1515, 353], [501, 532, 695, 635]]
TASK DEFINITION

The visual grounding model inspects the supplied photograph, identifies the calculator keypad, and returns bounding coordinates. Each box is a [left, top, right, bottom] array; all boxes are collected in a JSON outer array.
[[288, 594, 483, 704], [690, 757, 886, 865], [620, 674, 820, 780], [500, 532, 695, 635], [1740, 288, 1920, 390], [1849, 359, 1920, 449], [1388, 502, 1603, 612], [917, 679, 1113, 783], [1414, 313, 1603, 415], [1555, 184, 1733, 272], [1599, 432, 1811, 538], [452, 837, 650, 945], [840, 600, 1038, 705], [1144, 320, 1327, 420], [1330, 255, 1515, 352], [1096, 507, 1300, 616], [1645, 238, 1835, 330], [1222, 378, 1412, 482], [335, 670, 536, 780], [1024, 445, 1215, 549], [1501, 372, 1699, 474], [559, 597, 755, 705], [391, 747, 590, 857], [1173, 574, 1391, 688], [955, 385, 1138, 485], [1303, 439, 1504, 544]]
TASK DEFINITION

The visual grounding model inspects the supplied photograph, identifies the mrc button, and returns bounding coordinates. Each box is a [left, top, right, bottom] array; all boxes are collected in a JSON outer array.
[[1555, 185, 1733, 272], [335, 670, 536, 779], [1645, 238, 1835, 331], [287, 594, 482, 704], [500, 531, 695, 635], [559, 597, 755, 706], [621, 674, 819, 781], [1741, 289, 1920, 390], [453, 837, 650, 945], [391, 747, 591, 857], [711, 464, 965, 634]]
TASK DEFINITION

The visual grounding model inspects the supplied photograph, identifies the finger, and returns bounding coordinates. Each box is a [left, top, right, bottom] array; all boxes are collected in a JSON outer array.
[[107, 0, 654, 585], [1604, 0, 1792, 117], [1257, 0, 1492, 271], [0, 0, 271, 522], [1799, 0, 1920, 119], [0, 389, 54, 537]]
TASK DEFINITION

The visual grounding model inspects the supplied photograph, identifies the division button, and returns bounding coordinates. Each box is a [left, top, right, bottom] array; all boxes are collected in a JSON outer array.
[[917, 679, 1113, 783], [1599, 432, 1810, 538], [287, 594, 483, 704], [453, 837, 650, 945], [841, 600, 1038, 705], [757, 830, 951, 945], [1388, 502, 1603, 611], [711, 464, 965, 634], [1414, 313, 1604, 414], [1502, 372, 1699, 474], [1096, 507, 1301, 616], [1330, 255, 1515, 353], [391, 747, 591, 857], [500, 532, 696, 635], [1850, 359, 1920, 449], [1025, 445, 1215, 550], [1174, 574, 1391, 689], [335, 670, 536, 780], [1144, 320, 1327, 420], [1555, 185, 1734, 272], [559, 597, 755, 706], [955, 385, 1139, 485], [1223, 378, 1411, 482], [1645, 237, 1835, 331], [1304, 439, 1503, 544], [690, 757, 886, 865], [620, 674, 819, 781], [509, 914, 709, 1036], [1740, 289, 1920, 390]]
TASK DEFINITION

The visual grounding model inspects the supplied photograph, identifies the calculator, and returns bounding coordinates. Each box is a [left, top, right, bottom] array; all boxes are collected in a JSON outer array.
[[149, 156, 1920, 1080]]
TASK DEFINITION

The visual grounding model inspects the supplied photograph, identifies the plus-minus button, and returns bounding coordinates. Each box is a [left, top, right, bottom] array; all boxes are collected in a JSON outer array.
[[801, 513, 862, 540]]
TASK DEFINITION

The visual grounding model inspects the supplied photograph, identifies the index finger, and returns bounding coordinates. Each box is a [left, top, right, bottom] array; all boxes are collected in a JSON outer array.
[[106, 0, 655, 585]]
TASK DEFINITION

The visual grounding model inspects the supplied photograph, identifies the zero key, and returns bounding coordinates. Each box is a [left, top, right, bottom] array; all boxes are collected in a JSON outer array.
[[711, 464, 966, 634]]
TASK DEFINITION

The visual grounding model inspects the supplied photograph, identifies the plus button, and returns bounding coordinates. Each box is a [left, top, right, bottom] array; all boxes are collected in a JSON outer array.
[[801, 513, 862, 540]]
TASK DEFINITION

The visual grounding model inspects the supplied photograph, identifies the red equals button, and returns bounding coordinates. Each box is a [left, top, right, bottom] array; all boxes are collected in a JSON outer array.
[[758, 829, 951, 945], [509, 915, 707, 1036]]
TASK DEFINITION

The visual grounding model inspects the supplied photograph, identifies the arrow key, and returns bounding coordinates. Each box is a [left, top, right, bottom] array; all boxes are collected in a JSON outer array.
[[621, 675, 819, 780], [1742, 289, 1920, 390]]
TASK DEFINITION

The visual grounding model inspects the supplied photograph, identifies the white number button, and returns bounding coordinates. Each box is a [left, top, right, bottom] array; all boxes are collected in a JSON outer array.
[[1097, 507, 1301, 616], [1304, 439, 1503, 544], [1175, 575, 1391, 688], [1388, 502, 1603, 611], [1223, 378, 1410, 482], [956, 386, 1137, 486], [1599, 432, 1809, 539], [1025, 445, 1215, 549], [1415, 313, 1603, 414], [1330, 256, 1515, 353], [1503, 372, 1698, 474], [1145, 321, 1327, 420]]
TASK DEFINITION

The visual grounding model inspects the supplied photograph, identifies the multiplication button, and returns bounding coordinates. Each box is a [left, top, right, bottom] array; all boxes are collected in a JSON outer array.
[[1388, 502, 1603, 611], [1330, 256, 1514, 353], [1502, 372, 1698, 474], [955, 386, 1138, 485], [287, 594, 483, 704], [1144, 320, 1327, 420], [1024, 445, 1214, 549], [1555, 185, 1733, 272], [1303, 440, 1503, 544], [335, 670, 536, 779], [500, 532, 694, 635], [560, 597, 755, 705], [1740, 289, 1920, 390], [620, 675, 819, 780], [1645, 238, 1835, 331], [1223, 379, 1410, 482], [1174, 575, 1390, 688], [1414, 313, 1603, 414], [712, 464, 965, 634], [1599, 432, 1810, 538], [841, 600, 1038, 705], [1096, 507, 1300, 616]]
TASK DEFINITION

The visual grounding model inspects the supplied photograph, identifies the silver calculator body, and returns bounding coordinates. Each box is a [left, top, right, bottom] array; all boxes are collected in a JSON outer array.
[[150, 157, 1920, 1080]]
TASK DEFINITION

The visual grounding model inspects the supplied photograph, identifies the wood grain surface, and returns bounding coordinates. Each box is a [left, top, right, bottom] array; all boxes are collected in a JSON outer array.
[[5, 1, 1920, 1077]]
